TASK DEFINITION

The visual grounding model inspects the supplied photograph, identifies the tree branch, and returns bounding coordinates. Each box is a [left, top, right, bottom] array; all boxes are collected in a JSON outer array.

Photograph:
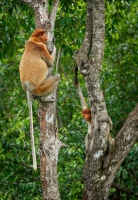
[[55, 48, 61, 74], [53, 48, 61, 124], [128, 169, 138, 184], [50, 0, 60, 33], [77, 84, 88, 109], [74, 0, 93, 67], [81, 0, 93, 56], [109, 104, 138, 168], [21, 0, 49, 29], [104, 104, 138, 190], [112, 181, 135, 195]]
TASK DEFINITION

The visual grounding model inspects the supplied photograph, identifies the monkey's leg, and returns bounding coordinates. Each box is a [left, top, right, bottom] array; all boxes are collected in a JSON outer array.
[[33, 74, 60, 96]]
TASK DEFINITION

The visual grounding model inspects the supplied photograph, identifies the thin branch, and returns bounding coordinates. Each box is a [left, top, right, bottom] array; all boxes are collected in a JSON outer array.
[[42, 0, 49, 15], [74, 66, 88, 109], [77, 84, 88, 109], [53, 48, 61, 124], [128, 169, 138, 184], [81, 0, 93, 56], [112, 181, 135, 195], [50, 0, 60, 32], [55, 48, 61, 74]]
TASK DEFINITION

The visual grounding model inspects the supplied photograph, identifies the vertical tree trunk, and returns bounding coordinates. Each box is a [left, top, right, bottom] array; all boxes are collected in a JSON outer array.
[[39, 102, 61, 200], [22, 1, 138, 199], [75, 0, 138, 200], [75, 1, 111, 198], [21, 1, 61, 199]]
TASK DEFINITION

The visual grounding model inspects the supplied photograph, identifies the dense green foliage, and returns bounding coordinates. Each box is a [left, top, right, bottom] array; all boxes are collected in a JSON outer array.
[[0, 0, 137, 199]]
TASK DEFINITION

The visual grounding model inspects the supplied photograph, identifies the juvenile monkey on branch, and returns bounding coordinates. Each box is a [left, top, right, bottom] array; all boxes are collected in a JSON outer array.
[[75, 66, 115, 155], [74, 66, 91, 124], [74, 66, 92, 151], [19, 28, 60, 171]]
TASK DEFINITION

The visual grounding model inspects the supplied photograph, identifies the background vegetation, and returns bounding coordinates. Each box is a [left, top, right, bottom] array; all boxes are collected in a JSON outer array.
[[0, 0, 138, 199]]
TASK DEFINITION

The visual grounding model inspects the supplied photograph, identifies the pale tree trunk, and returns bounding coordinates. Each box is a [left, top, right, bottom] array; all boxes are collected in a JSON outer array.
[[21, 1, 62, 200], [75, 0, 138, 200], [21, 0, 138, 200]]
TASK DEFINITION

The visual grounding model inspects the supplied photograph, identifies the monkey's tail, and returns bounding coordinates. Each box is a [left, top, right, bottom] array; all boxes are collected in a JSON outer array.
[[27, 89, 37, 171]]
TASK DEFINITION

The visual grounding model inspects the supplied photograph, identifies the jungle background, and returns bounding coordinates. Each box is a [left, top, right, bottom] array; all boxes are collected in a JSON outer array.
[[0, 0, 138, 199]]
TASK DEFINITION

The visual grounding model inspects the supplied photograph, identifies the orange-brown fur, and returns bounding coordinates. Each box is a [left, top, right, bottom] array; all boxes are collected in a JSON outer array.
[[19, 28, 60, 96], [82, 108, 91, 122], [19, 29, 60, 171]]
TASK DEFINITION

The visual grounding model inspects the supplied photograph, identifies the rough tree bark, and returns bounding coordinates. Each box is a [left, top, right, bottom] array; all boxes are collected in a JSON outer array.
[[21, 0, 138, 199], [75, 0, 138, 200], [21, 1, 62, 200]]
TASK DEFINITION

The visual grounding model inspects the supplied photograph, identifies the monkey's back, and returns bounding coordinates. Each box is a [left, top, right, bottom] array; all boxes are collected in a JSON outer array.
[[19, 41, 48, 86]]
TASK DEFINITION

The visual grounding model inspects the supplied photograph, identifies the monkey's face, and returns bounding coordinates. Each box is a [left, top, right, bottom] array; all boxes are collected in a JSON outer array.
[[82, 109, 91, 122], [82, 113, 91, 121], [41, 33, 48, 44]]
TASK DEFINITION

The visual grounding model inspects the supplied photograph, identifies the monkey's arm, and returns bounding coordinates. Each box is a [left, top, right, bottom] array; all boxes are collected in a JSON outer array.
[[46, 46, 56, 68], [26, 41, 56, 68], [41, 46, 56, 68]]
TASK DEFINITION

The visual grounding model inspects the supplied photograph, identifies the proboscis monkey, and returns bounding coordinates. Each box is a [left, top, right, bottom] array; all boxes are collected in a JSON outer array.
[[75, 66, 115, 154], [19, 28, 60, 171], [81, 108, 91, 122]]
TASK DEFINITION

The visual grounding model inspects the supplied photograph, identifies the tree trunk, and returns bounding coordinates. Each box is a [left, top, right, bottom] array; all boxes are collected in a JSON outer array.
[[22, 0, 138, 199], [75, 0, 138, 199], [21, 1, 61, 199], [39, 102, 61, 200]]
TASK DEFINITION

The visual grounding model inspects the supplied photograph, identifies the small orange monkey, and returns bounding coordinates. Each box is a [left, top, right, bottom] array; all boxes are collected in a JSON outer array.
[[81, 108, 91, 122], [19, 28, 60, 171]]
